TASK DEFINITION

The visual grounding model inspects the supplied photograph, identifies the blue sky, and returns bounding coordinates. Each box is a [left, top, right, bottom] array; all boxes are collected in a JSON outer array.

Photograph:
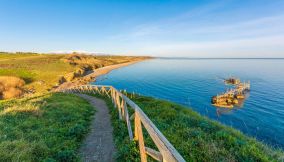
[[0, 0, 284, 57]]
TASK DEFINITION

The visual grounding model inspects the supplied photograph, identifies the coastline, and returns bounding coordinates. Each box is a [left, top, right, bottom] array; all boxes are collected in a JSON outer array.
[[54, 59, 146, 91]]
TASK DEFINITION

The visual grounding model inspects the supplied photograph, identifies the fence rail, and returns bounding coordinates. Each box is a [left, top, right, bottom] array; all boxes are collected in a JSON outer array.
[[61, 85, 185, 162]]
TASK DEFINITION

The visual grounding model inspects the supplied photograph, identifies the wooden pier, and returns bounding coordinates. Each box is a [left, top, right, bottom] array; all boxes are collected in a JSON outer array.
[[60, 85, 185, 162], [212, 81, 250, 108]]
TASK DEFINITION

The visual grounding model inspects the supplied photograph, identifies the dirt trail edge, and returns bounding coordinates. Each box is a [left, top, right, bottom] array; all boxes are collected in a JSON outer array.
[[76, 94, 116, 162]]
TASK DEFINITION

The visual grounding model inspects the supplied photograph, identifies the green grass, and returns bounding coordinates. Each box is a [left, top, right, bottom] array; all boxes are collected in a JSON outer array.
[[0, 93, 95, 161], [88, 92, 284, 161], [130, 95, 284, 162], [0, 52, 38, 59], [0, 69, 36, 83], [0, 54, 76, 92]]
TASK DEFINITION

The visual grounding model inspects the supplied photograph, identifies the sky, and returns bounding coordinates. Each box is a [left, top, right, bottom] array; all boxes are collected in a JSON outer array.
[[0, 0, 284, 58]]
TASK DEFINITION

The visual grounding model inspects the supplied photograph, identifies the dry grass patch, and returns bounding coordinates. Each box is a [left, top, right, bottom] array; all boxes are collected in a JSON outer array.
[[0, 103, 42, 116], [0, 76, 25, 99]]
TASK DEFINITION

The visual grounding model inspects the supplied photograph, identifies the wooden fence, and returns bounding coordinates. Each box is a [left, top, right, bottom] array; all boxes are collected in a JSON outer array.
[[61, 85, 185, 162]]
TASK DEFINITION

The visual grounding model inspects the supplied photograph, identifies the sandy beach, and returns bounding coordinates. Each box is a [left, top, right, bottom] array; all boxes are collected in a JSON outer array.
[[54, 60, 145, 91]]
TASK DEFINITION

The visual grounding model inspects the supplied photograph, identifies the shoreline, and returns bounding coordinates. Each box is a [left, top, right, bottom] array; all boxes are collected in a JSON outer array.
[[54, 59, 146, 91]]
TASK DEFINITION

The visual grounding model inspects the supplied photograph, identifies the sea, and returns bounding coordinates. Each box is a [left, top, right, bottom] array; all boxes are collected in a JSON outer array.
[[93, 58, 284, 149]]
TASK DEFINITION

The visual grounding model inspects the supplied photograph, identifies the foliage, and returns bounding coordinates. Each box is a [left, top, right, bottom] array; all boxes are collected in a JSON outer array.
[[0, 93, 95, 161], [0, 76, 25, 99]]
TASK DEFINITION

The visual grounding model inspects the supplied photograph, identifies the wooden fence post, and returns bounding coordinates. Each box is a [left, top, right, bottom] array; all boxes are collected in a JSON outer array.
[[110, 87, 114, 104], [113, 88, 117, 108], [124, 100, 133, 140], [116, 93, 122, 120], [135, 112, 147, 162], [120, 99, 126, 120]]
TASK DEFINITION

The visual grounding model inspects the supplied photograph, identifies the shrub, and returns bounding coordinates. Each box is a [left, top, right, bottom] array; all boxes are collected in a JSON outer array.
[[2, 87, 23, 99], [0, 76, 25, 99], [0, 76, 25, 88]]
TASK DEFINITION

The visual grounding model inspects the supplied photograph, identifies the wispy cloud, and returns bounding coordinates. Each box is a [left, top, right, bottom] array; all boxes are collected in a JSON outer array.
[[105, 1, 284, 57], [108, 1, 230, 40]]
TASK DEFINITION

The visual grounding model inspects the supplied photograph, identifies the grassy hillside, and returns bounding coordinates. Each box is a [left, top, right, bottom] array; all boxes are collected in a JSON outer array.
[[0, 52, 145, 98], [132, 95, 284, 162], [0, 93, 94, 161], [0, 52, 148, 161], [94, 93, 284, 162]]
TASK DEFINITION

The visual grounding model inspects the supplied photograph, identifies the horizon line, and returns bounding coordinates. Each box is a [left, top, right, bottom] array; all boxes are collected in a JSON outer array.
[[157, 57, 284, 59], [1, 51, 284, 59]]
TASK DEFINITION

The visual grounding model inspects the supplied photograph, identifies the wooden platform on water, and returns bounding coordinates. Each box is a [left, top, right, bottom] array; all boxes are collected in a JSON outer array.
[[212, 80, 250, 108]]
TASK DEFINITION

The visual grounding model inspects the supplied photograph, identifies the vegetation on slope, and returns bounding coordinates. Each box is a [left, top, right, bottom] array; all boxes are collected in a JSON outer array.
[[0, 93, 94, 161], [0, 52, 145, 97], [0, 76, 25, 99], [0, 53, 76, 93], [91, 92, 283, 162], [3, 52, 281, 161], [0, 52, 147, 161], [131, 95, 284, 162]]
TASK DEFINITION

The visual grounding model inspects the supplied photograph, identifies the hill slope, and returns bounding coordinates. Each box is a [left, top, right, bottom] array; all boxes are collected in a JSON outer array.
[[0, 52, 146, 98]]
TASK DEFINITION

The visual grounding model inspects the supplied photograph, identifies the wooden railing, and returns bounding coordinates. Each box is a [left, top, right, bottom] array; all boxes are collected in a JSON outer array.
[[61, 85, 185, 162]]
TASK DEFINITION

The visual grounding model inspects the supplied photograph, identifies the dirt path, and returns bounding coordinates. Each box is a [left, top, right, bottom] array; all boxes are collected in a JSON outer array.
[[76, 94, 116, 162]]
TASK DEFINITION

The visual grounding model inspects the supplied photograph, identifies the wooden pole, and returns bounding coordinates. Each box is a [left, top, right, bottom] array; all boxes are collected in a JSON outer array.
[[124, 100, 133, 140], [145, 147, 162, 161], [120, 99, 125, 120], [116, 92, 122, 120], [135, 112, 147, 162], [110, 87, 114, 104]]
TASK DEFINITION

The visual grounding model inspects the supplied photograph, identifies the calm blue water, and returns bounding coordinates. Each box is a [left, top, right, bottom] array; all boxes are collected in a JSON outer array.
[[94, 58, 284, 149]]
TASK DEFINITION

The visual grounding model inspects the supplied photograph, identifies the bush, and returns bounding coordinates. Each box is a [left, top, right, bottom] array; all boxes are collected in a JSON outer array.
[[2, 87, 23, 99], [0, 76, 25, 99], [0, 76, 25, 87]]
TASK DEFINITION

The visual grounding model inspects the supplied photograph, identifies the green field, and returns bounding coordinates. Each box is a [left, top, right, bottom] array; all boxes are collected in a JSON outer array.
[[0, 54, 75, 92]]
